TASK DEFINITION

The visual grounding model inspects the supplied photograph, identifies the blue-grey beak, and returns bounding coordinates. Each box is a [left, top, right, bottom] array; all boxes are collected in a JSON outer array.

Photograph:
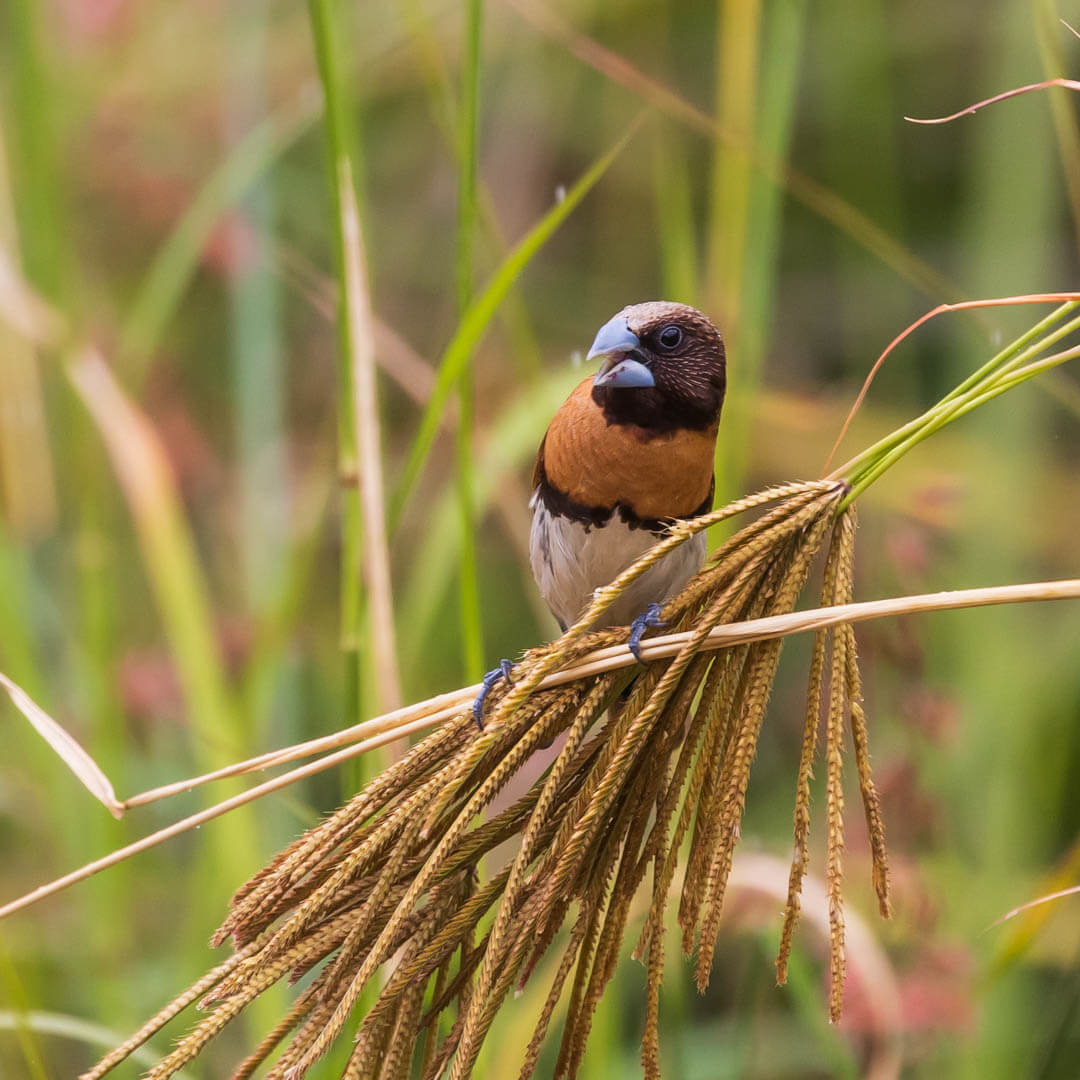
[[587, 315, 656, 389]]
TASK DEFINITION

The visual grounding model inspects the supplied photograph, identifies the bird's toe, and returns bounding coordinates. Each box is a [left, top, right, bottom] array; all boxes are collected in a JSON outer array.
[[628, 602, 667, 664], [472, 660, 515, 729]]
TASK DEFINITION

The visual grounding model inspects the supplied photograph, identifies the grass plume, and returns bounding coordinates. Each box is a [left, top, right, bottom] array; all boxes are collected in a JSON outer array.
[[82, 480, 881, 1079]]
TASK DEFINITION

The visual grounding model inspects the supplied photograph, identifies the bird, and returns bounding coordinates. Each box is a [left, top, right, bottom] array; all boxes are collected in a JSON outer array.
[[474, 301, 727, 726]]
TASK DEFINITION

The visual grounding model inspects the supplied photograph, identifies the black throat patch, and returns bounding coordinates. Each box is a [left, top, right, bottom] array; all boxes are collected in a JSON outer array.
[[591, 384, 722, 433]]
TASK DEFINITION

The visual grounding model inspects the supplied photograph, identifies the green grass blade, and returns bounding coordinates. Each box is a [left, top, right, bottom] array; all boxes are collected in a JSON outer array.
[[841, 319, 1080, 507], [706, 0, 761, 327], [398, 0, 547, 395], [504, 0, 962, 304], [834, 301, 1080, 484], [63, 349, 260, 908], [390, 116, 644, 525]]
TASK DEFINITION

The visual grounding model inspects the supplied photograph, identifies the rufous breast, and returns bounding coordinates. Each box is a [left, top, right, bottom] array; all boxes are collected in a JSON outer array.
[[540, 378, 717, 520]]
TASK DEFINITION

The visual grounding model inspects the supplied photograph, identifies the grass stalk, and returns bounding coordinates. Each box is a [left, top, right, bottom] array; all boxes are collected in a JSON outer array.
[[2, 0, 66, 299], [309, 0, 402, 717], [65, 350, 245, 771], [395, 0, 546, 385], [0, 247, 261, 906], [837, 315, 1080, 507], [714, 0, 806, 505], [62, 347, 263, 957], [706, 0, 760, 336], [6, 8, 1080, 1077], [0, 938, 50, 1080], [650, 126, 697, 306], [0, 1009, 197, 1077], [827, 297, 1080, 477], [705, 0, 763, 509], [455, 0, 485, 681]]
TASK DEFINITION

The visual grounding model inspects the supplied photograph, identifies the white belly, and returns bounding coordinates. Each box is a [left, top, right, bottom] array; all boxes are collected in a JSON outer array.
[[529, 492, 707, 631]]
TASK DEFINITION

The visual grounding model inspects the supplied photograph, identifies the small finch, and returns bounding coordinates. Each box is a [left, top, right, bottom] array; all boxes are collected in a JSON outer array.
[[475, 301, 727, 724]]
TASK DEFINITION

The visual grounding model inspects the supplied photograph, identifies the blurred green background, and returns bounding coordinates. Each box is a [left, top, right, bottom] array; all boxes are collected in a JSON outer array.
[[2, 0, 1080, 1077]]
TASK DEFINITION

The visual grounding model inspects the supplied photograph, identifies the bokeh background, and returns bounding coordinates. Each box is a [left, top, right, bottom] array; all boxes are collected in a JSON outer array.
[[2, 1, 1080, 1077]]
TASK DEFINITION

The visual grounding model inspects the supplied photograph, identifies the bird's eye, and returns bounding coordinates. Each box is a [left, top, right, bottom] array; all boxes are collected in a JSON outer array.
[[658, 325, 683, 349]]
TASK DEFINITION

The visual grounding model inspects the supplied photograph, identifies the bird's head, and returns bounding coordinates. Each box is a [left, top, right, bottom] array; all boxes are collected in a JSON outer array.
[[587, 301, 726, 432]]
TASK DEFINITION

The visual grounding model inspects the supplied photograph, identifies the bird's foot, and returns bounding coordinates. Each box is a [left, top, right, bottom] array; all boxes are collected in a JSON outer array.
[[628, 603, 666, 664], [472, 659, 514, 729]]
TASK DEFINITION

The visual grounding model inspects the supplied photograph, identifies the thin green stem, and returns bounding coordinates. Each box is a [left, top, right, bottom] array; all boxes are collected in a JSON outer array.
[[651, 126, 697, 306], [835, 304, 1080, 490], [309, 0, 401, 718], [950, 344, 1080, 416], [707, 0, 761, 507], [938, 300, 1080, 407], [309, 0, 360, 716], [457, 0, 482, 317], [396, 0, 544, 382], [456, 0, 485, 681], [840, 339, 1080, 509]]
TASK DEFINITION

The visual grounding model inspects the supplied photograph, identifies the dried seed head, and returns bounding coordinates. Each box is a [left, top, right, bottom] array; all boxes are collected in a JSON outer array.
[[87, 481, 889, 1080]]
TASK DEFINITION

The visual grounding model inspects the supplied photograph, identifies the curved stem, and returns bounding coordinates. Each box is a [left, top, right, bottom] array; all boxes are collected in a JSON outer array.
[[832, 302, 1080, 483], [839, 340, 1080, 509]]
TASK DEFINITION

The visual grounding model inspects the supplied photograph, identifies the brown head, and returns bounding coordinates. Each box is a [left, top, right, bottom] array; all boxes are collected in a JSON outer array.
[[587, 301, 726, 433]]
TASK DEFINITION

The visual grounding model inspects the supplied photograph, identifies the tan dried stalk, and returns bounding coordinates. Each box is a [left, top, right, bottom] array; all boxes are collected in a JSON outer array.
[[80, 480, 899, 1080], [775, 520, 843, 987]]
